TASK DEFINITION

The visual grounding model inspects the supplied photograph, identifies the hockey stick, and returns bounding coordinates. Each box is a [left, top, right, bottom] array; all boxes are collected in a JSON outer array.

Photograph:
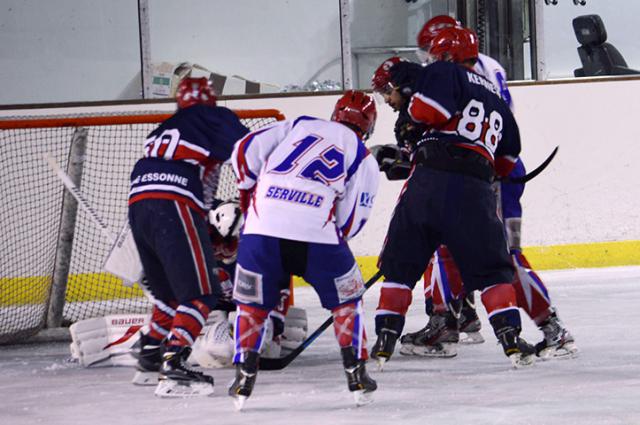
[[259, 269, 384, 371], [503, 146, 559, 184], [45, 154, 116, 244], [45, 154, 144, 284]]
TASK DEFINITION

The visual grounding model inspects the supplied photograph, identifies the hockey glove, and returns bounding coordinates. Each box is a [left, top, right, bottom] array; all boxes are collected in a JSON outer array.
[[369, 144, 411, 181]]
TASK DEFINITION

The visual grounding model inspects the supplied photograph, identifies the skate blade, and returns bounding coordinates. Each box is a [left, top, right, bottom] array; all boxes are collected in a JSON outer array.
[[131, 370, 158, 386], [414, 342, 457, 358], [353, 390, 374, 406], [375, 357, 388, 371], [538, 342, 579, 360], [398, 344, 417, 356], [510, 352, 536, 369], [154, 379, 215, 398], [233, 395, 248, 411], [459, 331, 485, 345]]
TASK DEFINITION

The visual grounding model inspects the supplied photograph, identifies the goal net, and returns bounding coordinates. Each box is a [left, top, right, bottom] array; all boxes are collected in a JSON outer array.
[[0, 108, 285, 344]]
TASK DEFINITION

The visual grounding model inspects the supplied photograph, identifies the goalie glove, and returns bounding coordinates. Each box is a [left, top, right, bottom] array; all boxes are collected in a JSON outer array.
[[369, 144, 411, 181]]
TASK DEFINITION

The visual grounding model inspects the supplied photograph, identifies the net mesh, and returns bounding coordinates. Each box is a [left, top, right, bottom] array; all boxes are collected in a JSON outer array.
[[0, 110, 282, 344]]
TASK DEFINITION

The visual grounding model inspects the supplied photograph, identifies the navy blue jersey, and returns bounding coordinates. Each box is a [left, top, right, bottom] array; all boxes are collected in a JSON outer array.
[[129, 105, 249, 214], [407, 61, 521, 176]]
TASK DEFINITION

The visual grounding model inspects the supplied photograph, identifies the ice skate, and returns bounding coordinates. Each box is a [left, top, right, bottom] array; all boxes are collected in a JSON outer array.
[[371, 316, 402, 370], [131, 333, 163, 386], [536, 310, 579, 360], [399, 323, 430, 355], [410, 311, 459, 358], [154, 346, 214, 398], [341, 347, 377, 406], [371, 329, 398, 371], [458, 295, 485, 344], [228, 351, 259, 411], [495, 326, 536, 369]]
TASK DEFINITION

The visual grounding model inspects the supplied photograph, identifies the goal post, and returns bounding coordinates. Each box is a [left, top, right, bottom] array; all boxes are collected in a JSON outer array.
[[0, 108, 285, 344]]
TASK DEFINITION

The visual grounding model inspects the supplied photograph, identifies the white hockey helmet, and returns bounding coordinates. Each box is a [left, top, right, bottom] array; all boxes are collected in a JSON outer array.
[[208, 201, 243, 238]]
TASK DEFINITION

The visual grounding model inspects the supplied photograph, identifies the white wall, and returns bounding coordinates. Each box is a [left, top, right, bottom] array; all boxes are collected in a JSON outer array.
[[225, 77, 640, 255], [2, 79, 639, 258]]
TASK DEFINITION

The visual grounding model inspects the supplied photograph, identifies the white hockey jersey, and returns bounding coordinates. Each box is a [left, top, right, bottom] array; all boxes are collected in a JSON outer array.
[[231, 116, 379, 244], [475, 53, 513, 110]]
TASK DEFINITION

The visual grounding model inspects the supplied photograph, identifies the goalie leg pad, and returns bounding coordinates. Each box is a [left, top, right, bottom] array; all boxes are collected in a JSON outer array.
[[190, 310, 234, 368], [69, 314, 149, 368]]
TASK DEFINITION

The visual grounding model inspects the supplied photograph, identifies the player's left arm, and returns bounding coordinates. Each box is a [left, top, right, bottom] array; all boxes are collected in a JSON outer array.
[[493, 109, 522, 178], [335, 141, 380, 241], [231, 121, 290, 211]]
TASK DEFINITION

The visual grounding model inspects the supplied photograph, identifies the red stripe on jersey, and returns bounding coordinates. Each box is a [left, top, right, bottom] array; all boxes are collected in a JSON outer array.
[[176, 202, 212, 295], [172, 144, 209, 164], [408, 95, 450, 127], [129, 192, 205, 217], [495, 156, 516, 177], [441, 116, 460, 132], [235, 129, 267, 183], [458, 143, 494, 163]]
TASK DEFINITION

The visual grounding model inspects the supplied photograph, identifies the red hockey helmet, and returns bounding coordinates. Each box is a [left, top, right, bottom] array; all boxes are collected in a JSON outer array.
[[175, 77, 217, 109], [371, 56, 410, 94], [331, 90, 377, 140], [429, 27, 479, 64], [416, 15, 460, 50]]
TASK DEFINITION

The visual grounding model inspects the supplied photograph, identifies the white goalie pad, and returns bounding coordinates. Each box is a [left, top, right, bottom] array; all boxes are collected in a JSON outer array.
[[190, 311, 234, 369], [69, 314, 149, 367], [281, 306, 308, 353], [260, 306, 308, 358], [103, 221, 144, 287]]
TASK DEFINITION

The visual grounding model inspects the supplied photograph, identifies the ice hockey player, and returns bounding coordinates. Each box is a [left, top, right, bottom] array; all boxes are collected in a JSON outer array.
[[398, 17, 577, 360], [127, 77, 249, 397], [192, 201, 306, 368], [228, 90, 379, 409], [369, 26, 537, 371]]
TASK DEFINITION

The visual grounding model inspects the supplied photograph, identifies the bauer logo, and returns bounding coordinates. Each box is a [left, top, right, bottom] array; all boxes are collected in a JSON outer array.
[[110, 317, 146, 326]]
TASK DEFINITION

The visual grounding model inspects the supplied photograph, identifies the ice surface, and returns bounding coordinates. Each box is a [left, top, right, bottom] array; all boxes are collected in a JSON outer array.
[[1, 266, 640, 425]]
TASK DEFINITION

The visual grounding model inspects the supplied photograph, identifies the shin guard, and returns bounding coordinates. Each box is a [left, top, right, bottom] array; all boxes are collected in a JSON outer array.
[[332, 300, 368, 360], [233, 304, 269, 364], [511, 251, 552, 325]]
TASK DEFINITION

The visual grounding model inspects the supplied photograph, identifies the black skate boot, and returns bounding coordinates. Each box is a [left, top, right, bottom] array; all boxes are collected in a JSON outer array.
[[536, 309, 578, 359], [490, 316, 536, 369], [154, 346, 215, 398], [341, 347, 377, 406], [409, 311, 459, 358], [371, 316, 402, 370], [228, 350, 259, 411], [458, 293, 485, 344], [399, 321, 432, 355], [131, 333, 164, 386]]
